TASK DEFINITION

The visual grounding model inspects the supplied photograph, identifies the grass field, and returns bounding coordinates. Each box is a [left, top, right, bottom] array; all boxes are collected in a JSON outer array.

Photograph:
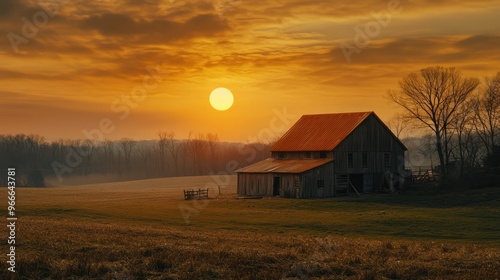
[[2, 175, 500, 279]]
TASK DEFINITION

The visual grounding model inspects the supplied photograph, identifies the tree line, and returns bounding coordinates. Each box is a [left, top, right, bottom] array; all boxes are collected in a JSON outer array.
[[388, 66, 500, 179], [0, 132, 271, 187]]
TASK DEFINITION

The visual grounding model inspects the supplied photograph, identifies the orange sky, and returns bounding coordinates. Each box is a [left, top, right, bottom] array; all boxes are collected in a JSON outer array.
[[1, 0, 499, 142]]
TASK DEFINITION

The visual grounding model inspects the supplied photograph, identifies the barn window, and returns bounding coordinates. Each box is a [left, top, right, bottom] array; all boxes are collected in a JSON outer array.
[[384, 153, 391, 167], [317, 180, 324, 188], [278, 152, 285, 159], [362, 153, 368, 168], [347, 153, 353, 168], [319, 151, 327, 158]]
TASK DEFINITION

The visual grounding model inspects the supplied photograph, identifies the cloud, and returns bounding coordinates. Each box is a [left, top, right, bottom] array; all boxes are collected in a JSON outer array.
[[455, 35, 500, 52], [0, 68, 73, 80], [331, 35, 500, 65], [0, 0, 38, 19], [80, 12, 230, 43], [0, 0, 17, 18], [220, 0, 500, 23]]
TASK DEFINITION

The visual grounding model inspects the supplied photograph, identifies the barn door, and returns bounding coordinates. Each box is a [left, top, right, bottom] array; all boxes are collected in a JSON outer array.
[[273, 176, 280, 196], [349, 174, 364, 193], [294, 176, 301, 198]]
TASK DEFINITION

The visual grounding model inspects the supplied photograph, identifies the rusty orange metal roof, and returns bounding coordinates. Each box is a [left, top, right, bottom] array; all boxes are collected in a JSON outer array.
[[271, 112, 373, 152], [235, 158, 333, 174]]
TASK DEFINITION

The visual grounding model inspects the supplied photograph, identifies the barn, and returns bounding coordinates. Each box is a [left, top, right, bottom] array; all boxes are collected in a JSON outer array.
[[235, 112, 407, 198]]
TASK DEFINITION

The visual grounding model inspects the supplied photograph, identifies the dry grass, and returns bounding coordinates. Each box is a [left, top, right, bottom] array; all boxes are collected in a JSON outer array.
[[1, 175, 500, 279], [2, 216, 499, 279]]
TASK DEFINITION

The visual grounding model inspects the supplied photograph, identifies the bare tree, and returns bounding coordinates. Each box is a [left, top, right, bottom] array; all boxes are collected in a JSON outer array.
[[388, 66, 480, 175], [387, 113, 410, 138], [25, 134, 45, 170], [49, 139, 65, 164], [120, 138, 136, 174], [102, 140, 115, 173], [473, 72, 500, 154], [452, 101, 475, 177], [164, 131, 181, 176], [0, 132, 281, 182], [157, 131, 169, 176], [137, 142, 156, 178], [418, 134, 437, 169], [24, 134, 47, 186], [80, 139, 98, 176], [186, 132, 207, 175], [206, 132, 220, 171], [179, 140, 188, 176]]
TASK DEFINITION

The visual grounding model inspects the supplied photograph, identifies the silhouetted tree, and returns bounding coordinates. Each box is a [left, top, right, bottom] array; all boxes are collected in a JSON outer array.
[[387, 113, 410, 138], [206, 133, 220, 171], [186, 132, 206, 175], [483, 145, 500, 169], [157, 131, 169, 176], [452, 100, 477, 177], [0, 132, 274, 183], [102, 140, 115, 173], [473, 72, 500, 154], [120, 138, 136, 174], [388, 66, 480, 175], [165, 131, 181, 176]]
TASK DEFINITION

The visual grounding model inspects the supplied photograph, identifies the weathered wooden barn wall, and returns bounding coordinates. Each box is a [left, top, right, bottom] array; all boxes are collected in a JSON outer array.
[[237, 173, 272, 196], [237, 163, 335, 198], [333, 114, 405, 191], [237, 172, 300, 197], [301, 161, 335, 198], [237, 173, 300, 197], [273, 173, 300, 198]]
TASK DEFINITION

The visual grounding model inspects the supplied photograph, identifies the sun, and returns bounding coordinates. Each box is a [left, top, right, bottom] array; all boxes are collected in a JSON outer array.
[[209, 87, 234, 111]]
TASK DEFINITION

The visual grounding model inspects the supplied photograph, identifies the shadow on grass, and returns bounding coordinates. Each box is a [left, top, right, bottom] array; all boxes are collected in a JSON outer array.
[[334, 185, 500, 209]]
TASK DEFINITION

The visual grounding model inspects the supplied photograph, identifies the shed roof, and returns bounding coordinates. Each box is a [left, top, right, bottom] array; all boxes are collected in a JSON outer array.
[[235, 158, 333, 174], [270, 112, 406, 151]]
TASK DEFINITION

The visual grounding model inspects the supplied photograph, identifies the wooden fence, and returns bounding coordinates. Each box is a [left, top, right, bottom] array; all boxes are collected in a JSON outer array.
[[406, 166, 438, 182], [183, 188, 209, 200]]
